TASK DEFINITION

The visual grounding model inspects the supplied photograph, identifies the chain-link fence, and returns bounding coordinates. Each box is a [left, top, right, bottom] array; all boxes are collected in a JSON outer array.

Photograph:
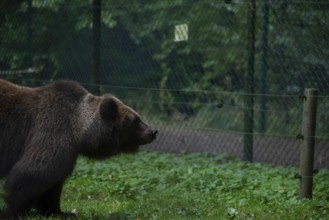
[[1, 0, 328, 168]]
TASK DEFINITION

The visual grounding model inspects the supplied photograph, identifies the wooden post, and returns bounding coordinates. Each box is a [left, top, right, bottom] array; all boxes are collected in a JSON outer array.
[[299, 88, 318, 199]]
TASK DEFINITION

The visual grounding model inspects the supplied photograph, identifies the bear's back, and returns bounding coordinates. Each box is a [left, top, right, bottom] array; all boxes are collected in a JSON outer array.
[[41, 80, 88, 100], [0, 79, 89, 177], [0, 80, 36, 177], [0, 79, 31, 104]]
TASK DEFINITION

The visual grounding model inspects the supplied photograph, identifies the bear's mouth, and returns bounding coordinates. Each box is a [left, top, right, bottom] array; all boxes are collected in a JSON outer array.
[[140, 129, 158, 145], [119, 129, 157, 153]]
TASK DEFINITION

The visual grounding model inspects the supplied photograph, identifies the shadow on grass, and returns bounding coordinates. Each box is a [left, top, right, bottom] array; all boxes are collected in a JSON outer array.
[[107, 211, 133, 220], [0, 204, 134, 220], [74, 211, 134, 220], [0, 208, 15, 220]]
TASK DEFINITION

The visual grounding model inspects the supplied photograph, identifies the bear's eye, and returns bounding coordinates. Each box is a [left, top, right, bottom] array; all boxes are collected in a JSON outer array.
[[132, 117, 140, 125]]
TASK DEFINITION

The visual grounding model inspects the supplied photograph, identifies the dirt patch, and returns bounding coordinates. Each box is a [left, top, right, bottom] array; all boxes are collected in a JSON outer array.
[[142, 127, 329, 169]]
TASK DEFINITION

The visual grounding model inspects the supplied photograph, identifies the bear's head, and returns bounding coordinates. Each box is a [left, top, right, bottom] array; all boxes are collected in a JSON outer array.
[[79, 94, 157, 159]]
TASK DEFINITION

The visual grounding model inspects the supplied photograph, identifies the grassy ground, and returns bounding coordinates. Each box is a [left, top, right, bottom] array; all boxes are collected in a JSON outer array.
[[1, 152, 329, 219]]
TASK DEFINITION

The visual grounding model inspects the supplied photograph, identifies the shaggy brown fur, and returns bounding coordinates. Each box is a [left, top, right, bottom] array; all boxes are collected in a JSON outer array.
[[0, 79, 157, 218]]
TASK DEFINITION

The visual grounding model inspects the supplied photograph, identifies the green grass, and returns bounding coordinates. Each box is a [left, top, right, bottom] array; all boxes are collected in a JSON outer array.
[[1, 152, 329, 219]]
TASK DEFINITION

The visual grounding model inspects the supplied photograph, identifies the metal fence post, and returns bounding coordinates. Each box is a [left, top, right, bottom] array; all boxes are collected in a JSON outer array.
[[92, 0, 101, 95], [27, 0, 33, 85], [260, 0, 269, 134], [243, 0, 256, 162], [299, 88, 318, 199]]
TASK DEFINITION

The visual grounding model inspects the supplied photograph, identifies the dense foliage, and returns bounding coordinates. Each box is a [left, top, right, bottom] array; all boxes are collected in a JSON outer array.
[[1, 0, 329, 135]]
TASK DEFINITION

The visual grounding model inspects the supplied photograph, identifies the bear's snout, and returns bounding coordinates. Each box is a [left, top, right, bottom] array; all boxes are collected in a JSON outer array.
[[140, 128, 157, 145], [151, 129, 158, 139]]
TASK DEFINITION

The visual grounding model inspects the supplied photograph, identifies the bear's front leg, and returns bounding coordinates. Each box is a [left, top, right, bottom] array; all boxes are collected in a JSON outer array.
[[4, 170, 47, 217], [5, 158, 76, 219], [35, 182, 76, 218]]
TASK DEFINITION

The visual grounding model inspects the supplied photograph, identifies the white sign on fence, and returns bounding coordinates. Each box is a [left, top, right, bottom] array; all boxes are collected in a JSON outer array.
[[174, 24, 188, 42]]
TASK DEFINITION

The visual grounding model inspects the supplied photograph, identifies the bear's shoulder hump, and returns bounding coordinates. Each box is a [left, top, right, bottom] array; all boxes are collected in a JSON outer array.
[[45, 80, 88, 98]]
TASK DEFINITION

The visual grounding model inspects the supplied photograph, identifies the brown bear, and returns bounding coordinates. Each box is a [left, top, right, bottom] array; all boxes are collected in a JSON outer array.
[[0, 79, 157, 218]]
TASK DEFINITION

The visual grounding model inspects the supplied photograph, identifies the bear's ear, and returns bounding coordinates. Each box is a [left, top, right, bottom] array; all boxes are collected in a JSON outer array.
[[100, 98, 118, 120]]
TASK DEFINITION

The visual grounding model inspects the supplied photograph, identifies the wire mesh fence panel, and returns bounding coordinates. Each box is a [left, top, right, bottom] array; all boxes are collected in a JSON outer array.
[[0, 0, 328, 168]]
